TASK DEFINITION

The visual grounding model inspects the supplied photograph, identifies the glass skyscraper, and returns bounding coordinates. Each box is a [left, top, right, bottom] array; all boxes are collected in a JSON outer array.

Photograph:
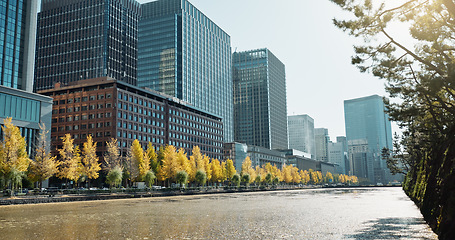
[[34, 0, 141, 91], [138, 0, 233, 142], [233, 49, 288, 150], [0, 0, 52, 155], [344, 95, 393, 183], [288, 114, 315, 158], [315, 128, 330, 162]]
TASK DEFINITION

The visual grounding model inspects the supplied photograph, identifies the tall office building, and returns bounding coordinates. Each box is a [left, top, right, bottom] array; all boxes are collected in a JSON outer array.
[[344, 95, 393, 183], [328, 140, 348, 174], [138, 0, 233, 142], [288, 114, 315, 157], [0, 0, 52, 155], [34, 0, 141, 91], [233, 49, 288, 150], [315, 128, 330, 162]]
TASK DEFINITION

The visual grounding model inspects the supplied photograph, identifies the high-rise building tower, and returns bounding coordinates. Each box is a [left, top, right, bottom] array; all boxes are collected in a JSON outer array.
[[34, 0, 141, 91], [0, 0, 52, 155], [138, 0, 233, 142], [328, 139, 348, 174], [288, 114, 315, 157], [315, 128, 330, 162], [344, 95, 393, 183], [232, 48, 288, 150]]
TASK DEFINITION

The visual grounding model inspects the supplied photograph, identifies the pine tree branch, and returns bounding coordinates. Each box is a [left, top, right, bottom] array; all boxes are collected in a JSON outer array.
[[382, 29, 445, 76]]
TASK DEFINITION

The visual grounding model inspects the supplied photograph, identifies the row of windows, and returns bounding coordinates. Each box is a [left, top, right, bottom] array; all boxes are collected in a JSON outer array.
[[52, 122, 112, 132], [52, 103, 112, 114], [117, 123, 164, 136], [118, 92, 165, 111], [170, 117, 221, 136], [117, 130, 165, 141], [52, 94, 111, 105], [169, 108, 221, 128], [117, 111, 164, 127], [52, 112, 112, 123]]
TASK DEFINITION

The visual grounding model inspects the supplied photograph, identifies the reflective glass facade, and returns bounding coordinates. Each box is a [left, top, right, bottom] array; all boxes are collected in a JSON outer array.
[[315, 128, 329, 162], [0, 92, 40, 123], [0, 0, 53, 156], [233, 49, 288, 150], [288, 114, 315, 157], [35, 0, 141, 91], [138, 0, 233, 142], [0, 0, 35, 90], [344, 95, 393, 183]]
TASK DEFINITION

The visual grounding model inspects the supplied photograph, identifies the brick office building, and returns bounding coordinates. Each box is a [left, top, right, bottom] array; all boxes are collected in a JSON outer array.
[[38, 77, 224, 159]]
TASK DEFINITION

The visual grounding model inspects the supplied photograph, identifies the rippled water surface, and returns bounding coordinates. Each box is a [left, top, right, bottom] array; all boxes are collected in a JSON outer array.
[[0, 187, 437, 239]]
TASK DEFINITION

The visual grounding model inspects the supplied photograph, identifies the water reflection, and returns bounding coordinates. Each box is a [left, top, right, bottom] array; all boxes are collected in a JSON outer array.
[[0, 187, 437, 239]]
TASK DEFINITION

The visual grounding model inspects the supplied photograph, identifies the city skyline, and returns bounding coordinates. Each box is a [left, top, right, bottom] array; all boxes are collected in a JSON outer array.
[[134, 0, 396, 141], [33, 0, 398, 140]]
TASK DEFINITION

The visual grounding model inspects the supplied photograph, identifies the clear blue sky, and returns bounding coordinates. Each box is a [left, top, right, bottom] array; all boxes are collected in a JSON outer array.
[[38, 0, 395, 141], [136, 0, 388, 140]]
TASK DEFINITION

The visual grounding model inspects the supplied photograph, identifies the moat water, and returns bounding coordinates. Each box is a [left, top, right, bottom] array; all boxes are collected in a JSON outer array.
[[0, 187, 437, 239]]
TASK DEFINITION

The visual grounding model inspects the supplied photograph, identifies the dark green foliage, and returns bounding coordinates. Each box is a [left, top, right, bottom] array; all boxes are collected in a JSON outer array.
[[265, 173, 273, 185], [231, 174, 240, 187], [331, 1, 455, 238], [144, 170, 156, 188], [107, 166, 123, 188], [175, 170, 188, 188], [241, 173, 250, 187], [255, 175, 261, 185], [273, 177, 279, 185], [195, 170, 206, 187]]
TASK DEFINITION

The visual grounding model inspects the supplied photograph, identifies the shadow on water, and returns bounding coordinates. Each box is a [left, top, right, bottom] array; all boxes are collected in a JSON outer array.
[[345, 217, 435, 240]]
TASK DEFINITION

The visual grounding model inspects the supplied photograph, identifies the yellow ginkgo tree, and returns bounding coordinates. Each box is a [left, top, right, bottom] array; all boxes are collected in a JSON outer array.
[[28, 123, 59, 189], [57, 134, 82, 187], [81, 135, 101, 187], [0, 118, 31, 193]]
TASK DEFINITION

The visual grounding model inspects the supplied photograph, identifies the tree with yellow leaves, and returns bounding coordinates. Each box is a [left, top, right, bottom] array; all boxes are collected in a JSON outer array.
[[131, 140, 150, 181], [241, 157, 252, 176], [225, 159, 236, 181], [241, 157, 256, 183], [159, 145, 178, 185], [300, 170, 310, 185], [282, 165, 293, 184], [57, 134, 82, 186], [28, 123, 59, 189], [0, 118, 31, 192], [210, 159, 223, 183], [189, 146, 202, 182], [81, 135, 101, 187], [269, 164, 282, 181], [145, 142, 158, 174], [264, 163, 273, 176], [325, 172, 334, 184], [317, 171, 323, 184], [220, 161, 227, 182], [308, 169, 317, 185], [291, 166, 301, 184], [203, 155, 212, 182], [176, 148, 191, 179], [103, 138, 121, 171], [256, 165, 266, 183]]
